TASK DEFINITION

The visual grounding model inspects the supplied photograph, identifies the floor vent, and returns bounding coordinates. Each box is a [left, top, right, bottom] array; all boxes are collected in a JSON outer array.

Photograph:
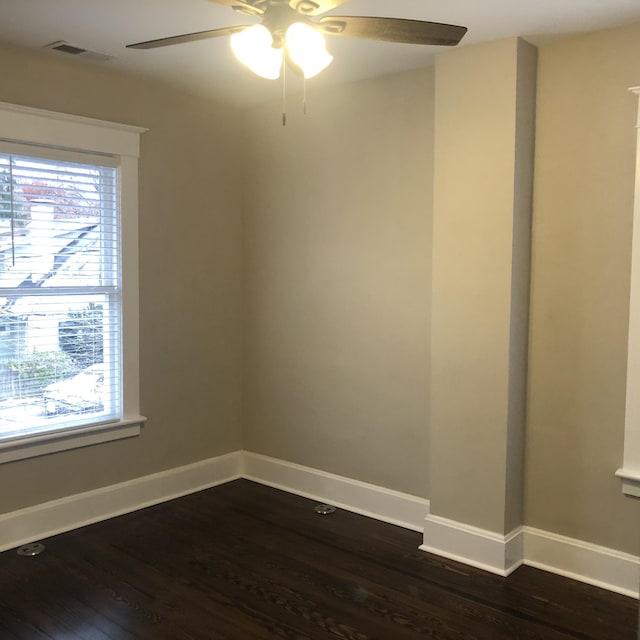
[[17, 542, 45, 557]]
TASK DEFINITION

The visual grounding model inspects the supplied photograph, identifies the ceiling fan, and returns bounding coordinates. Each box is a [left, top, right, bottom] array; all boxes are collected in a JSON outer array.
[[127, 0, 468, 81]]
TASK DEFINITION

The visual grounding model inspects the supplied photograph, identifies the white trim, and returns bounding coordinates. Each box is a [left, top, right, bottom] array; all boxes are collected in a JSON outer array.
[[119, 153, 142, 423], [0, 451, 429, 554], [0, 101, 146, 157], [523, 527, 640, 599], [420, 514, 639, 598], [243, 451, 430, 532], [421, 514, 524, 576], [0, 101, 146, 464], [1, 451, 637, 599], [615, 468, 640, 497], [620, 86, 640, 497], [0, 418, 145, 464], [0, 451, 242, 553], [631, 86, 640, 121]]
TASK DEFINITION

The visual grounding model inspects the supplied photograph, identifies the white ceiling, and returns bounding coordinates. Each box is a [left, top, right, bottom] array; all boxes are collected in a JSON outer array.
[[1, 0, 640, 108]]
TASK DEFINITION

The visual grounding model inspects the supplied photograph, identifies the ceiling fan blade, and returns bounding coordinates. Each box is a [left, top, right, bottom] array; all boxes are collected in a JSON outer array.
[[318, 16, 467, 46], [208, 0, 265, 16], [126, 25, 249, 50], [288, 0, 349, 16]]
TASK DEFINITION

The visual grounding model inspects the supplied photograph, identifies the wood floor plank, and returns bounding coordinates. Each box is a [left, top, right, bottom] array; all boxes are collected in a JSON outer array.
[[0, 479, 636, 639]]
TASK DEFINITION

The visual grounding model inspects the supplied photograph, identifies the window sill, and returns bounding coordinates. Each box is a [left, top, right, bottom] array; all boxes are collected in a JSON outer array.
[[615, 468, 640, 498], [0, 416, 146, 464]]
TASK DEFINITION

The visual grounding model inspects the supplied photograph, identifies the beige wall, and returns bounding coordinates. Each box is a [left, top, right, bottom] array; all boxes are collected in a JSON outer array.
[[527, 22, 640, 553], [0, 44, 244, 513], [242, 23, 640, 554], [429, 38, 536, 534], [242, 69, 434, 497], [0, 18, 638, 559]]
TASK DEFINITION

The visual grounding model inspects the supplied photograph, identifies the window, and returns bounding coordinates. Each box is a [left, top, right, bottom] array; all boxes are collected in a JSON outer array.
[[618, 86, 640, 497], [0, 102, 145, 463]]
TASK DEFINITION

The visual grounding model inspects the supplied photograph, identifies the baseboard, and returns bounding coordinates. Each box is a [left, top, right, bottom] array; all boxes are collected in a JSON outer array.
[[0, 451, 429, 555], [523, 527, 640, 599], [0, 451, 243, 553], [420, 514, 639, 598], [1, 451, 637, 599], [421, 514, 524, 576], [242, 451, 430, 532]]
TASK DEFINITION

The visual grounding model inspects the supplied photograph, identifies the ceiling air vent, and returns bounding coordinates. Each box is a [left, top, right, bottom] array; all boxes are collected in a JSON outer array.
[[43, 41, 115, 62]]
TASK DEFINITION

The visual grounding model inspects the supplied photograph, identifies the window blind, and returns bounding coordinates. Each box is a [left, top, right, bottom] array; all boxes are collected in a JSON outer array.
[[0, 148, 121, 441]]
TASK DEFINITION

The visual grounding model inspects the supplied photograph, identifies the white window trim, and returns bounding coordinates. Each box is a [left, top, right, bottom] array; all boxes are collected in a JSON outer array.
[[0, 101, 147, 463], [617, 87, 640, 497]]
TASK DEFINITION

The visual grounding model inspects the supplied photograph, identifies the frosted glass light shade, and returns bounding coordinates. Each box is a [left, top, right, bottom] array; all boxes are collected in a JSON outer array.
[[285, 22, 333, 78], [231, 25, 283, 80]]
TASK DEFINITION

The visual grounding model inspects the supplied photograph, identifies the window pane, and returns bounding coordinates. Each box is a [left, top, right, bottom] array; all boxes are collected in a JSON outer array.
[[0, 152, 121, 442], [0, 293, 120, 440], [0, 155, 117, 288]]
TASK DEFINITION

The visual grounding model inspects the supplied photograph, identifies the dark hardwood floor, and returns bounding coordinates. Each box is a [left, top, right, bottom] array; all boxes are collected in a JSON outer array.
[[0, 479, 637, 639]]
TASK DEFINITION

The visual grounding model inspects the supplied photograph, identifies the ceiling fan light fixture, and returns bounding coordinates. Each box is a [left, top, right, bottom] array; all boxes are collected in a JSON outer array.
[[128, 1, 469, 90], [230, 24, 283, 79], [285, 22, 333, 79]]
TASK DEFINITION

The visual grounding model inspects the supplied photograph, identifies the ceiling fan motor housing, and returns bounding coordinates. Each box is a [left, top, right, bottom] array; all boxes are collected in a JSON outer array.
[[260, 2, 314, 39]]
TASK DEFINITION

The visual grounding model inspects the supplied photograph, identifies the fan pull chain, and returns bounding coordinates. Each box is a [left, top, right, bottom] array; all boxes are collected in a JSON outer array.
[[303, 77, 307, 116], [282, 57, 287, 127]]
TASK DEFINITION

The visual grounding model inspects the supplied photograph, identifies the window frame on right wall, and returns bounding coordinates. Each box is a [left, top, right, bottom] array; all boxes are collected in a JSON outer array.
[[617, 86, 640, 497]]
